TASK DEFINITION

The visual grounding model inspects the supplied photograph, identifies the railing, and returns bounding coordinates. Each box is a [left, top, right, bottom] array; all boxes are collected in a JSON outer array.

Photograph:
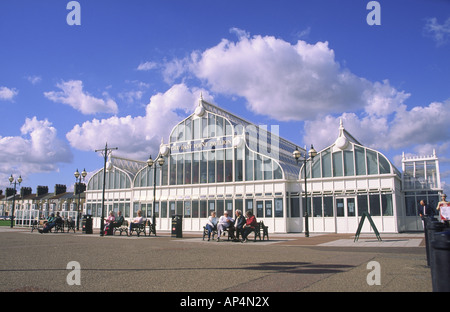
[[14, 210, 79, 227]]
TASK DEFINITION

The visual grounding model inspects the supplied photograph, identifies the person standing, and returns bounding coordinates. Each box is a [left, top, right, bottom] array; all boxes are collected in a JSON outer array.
[[436, 194, 450, 226], [419, 199, 435, 220]]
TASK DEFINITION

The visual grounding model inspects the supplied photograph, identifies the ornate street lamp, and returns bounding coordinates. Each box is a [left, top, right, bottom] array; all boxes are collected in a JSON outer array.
[[147, 154, 165, 236], [293, 145, 317, 237], [8, 174, 22, 228], [74, 168, 87, 230], [95, 143, 118, 236]]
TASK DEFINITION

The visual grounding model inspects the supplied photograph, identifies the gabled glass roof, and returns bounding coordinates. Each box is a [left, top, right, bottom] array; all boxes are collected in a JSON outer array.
[[194, 99, 304, 180], [109, 155, 146, 180]]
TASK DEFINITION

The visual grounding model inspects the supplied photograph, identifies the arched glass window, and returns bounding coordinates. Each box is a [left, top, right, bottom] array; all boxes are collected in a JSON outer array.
[[304, 144, 393, 179], [87, 169, 131, 190]]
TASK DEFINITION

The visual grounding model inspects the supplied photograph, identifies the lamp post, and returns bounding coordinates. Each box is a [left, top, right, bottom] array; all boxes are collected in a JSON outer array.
[[147, 154, 165, 236], [95, 143, 118, 236], [293, 145, 317, 237], [74, 168, 87, 230], [8, 174, 22, 228]]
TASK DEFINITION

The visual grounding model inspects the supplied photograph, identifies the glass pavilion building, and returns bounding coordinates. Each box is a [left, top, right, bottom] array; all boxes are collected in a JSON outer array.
[[84, 97, 443, 234]]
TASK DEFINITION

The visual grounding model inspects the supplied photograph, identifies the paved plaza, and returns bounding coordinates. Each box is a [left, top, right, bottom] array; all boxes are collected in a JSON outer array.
[[0, 226, 432, 298]]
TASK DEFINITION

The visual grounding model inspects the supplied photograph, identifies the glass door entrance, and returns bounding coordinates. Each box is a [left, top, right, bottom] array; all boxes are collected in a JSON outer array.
[[336, 197, 357, 233]]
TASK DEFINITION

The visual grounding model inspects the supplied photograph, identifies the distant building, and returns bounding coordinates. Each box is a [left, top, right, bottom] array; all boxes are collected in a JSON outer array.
[[402, 150, 442, 231], [0, 184, 86, 225]]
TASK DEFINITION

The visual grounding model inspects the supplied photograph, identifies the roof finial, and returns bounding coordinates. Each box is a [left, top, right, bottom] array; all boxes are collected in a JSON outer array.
[[338, 118, 345, 137], [195, 93, 206, 116], [198, 92, 204, 107]]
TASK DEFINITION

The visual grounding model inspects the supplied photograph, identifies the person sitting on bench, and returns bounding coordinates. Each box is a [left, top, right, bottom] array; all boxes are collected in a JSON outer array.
[[129, 210, 144, 235], [205, 211, 217, 241], [240, 210, 257, 243], [232, 209, 246, 241], [217, 211, 234, 241], [104, 211, 115, 235], [38, 212, 59, 233], [111, 210, 124, 228]]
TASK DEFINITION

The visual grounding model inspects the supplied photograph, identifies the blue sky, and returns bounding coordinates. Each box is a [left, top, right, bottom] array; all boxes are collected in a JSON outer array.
[[0, 0, 449, 194]]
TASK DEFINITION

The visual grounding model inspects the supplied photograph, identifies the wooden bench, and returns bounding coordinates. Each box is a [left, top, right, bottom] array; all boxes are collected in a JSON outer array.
[[202, 225, 237, 241], [259, 221, 269, 241], [65, 218, 76, 233], [202, 225, 217, 240], [114, 220, 129, 236], [245, 221, 269, 241], [148, 222, 156, 236], [31, 219, 46, 233], [129, 219, 148, 237], [202, 222, 269, 242], [54, 218, 65, 233], [219, 226, 235, 241]]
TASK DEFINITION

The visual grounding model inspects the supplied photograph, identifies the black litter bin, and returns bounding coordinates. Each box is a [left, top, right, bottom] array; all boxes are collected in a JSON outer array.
[[171, 215, 182, 238], [82, 214, 93, 234], [426, 220, 445, 267], [431, 230, 450, 292]]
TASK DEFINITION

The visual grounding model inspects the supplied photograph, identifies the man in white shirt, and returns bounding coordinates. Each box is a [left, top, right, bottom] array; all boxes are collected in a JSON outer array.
[[217, 211, 234, 241]]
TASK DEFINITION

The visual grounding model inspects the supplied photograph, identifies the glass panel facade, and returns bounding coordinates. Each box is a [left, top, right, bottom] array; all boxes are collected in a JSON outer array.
[[381, 194, 393, 216], [344, 150, 354, 176], [369, 194, 381, 216], [336, 198, 345, 217], [332, 152, 343, 177], [142, 109, 292, 187], [355, 146, 366, 176], [357, 195, 368, 216], [312, 197, 322, 217], [291, 197, 300, 217], [274, 198, 283, 217], [323, 196, 333, 217], [347, 198, 356, 216], [366, 150, 378, 175], [321, 149, 332, 178], [312, 158, 321, 178], [426, 161, 438, 188], [415, 162, 425, 189], [379, 154, 391, 174]]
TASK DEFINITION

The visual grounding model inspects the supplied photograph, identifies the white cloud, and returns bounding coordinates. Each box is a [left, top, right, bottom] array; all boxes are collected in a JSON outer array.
[[118, 90, 144, 103], [26, 75, 42, 85], [44, 80, 118, 115], [162, 57, 192, 84], [137, 61, 158, 71], [0, 117, 72, 188], [186, 32, 407, 121], [363, 80, 410, 117], [424, 17, 450, 46], [118, 80, 150, 104], [66, 83, 212, 160], [303, 99, 450, 151], [0, 86, 18, 101]]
